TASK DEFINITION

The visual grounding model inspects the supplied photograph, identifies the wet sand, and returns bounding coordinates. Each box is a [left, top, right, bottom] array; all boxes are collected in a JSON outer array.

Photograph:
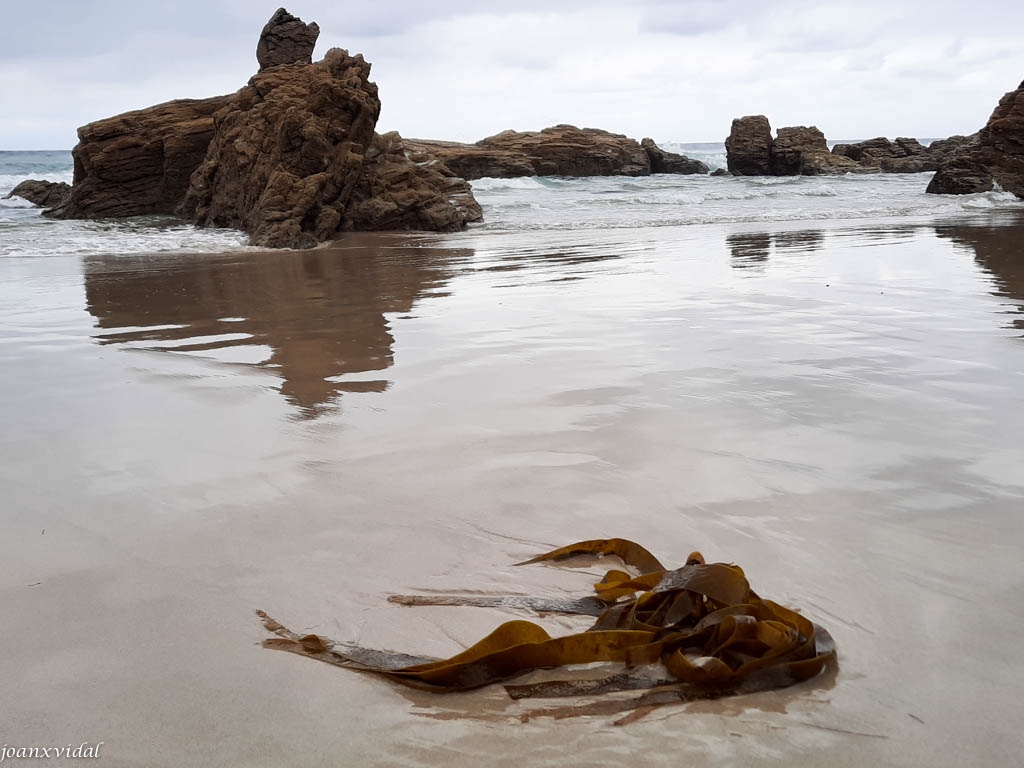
[[2, 215, 1023, 766]]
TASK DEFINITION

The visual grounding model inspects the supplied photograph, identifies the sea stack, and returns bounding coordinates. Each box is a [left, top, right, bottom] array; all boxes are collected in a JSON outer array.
[[927, 79, 1024, 197], [47, 8, 482, 247], [724, 116, 868, 176]]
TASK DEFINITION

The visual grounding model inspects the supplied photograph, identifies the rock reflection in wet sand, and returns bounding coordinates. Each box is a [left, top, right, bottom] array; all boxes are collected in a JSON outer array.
[[83, 235, 469, 417], [936, 216, 1024, 333]]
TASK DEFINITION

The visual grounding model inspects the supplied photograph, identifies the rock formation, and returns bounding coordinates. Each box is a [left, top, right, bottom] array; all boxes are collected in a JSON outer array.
[[640, 138, 709, 174], [927, 80, 1024, 197], [3, 179, 71, 207], [47, 8, 482, 247], [770, 126, 866, 175], [179, 47, 381, 249], [257, 8, 319, 72], [831, 135, 972, 174], [724, 116, 773, 175], [405, 126, 651, 179], [47, 96, 229, 219], [344, 132, 483, 232], [725, 117, 870, 176]]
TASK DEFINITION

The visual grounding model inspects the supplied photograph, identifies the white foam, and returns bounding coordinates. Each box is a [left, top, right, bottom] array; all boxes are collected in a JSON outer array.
[[0, 170, 74, 197]]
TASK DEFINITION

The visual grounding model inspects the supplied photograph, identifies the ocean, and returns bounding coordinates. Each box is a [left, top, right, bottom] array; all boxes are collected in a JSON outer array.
[[3, 147, 1024, 767], [3, 147, 1023, 256]]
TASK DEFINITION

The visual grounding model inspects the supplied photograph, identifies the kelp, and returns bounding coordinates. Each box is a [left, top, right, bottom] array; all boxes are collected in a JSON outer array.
[[259, 538, 836, 713]]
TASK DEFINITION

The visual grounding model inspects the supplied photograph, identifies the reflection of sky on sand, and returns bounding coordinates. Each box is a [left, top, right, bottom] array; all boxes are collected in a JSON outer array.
[[83, 236, 469, 418]]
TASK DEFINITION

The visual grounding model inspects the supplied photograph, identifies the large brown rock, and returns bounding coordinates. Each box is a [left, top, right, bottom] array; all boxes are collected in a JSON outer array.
[[46, 96, 229, 219], [640, 138, 709, 174], [180, 48, 381, 249], [49, 8, 484, 247], [928, 80, 1024, 197], [726, 118, 874, 176], [257, 7, 320, 72], [4, 179, 71, 207], [405, 126, 651, 179], [769, 126, 827, 175], [725, 116, 772, 176]]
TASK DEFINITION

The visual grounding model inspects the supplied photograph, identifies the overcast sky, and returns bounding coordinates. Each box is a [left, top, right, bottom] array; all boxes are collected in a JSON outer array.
[[2, 0, 1022, 149]]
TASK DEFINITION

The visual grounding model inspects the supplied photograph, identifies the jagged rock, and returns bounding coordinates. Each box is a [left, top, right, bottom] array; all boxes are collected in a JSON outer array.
[[405, 126, 651, 179], [180, 48, 381, 249], [831, 134, 974, 174], [46, 96, 229, 219], [4, 179, 71, 207], [344, 131, 482, 232], [726, 118, 874, 176], [710, 168, 732, 177], [928, 81, 1024, 197], [770, 126, 827, 175], [725, 116, 773, 176], [832, 135, 931, 171], [257, 8, 319, 72], [50, 8, 484, 247], [641, 138, 709, 174]]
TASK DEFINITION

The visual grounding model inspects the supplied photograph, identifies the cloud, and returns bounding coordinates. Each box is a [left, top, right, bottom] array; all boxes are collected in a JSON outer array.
[[2, 0, 1023, 148]]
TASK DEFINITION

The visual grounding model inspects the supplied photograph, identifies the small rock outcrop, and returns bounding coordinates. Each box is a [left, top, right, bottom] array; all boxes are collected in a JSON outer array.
[[641, 138, 709, 174], [344, 132, 483, 232], [830, 134, 977, 174], [405, 126, 652, 179], [927, 80, 1024, 197], [725, 116, 773, 175], [46, 8, 483, 247], [726, 118, 871, 176], [257, 7, 320, 71], [3, 179, 71, 207]]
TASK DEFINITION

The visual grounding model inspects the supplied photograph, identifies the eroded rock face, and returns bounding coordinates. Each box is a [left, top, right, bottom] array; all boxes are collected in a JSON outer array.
[[641, 138, 709, 174], [257, 8, 320, 71], [47, 96, 229, 219], [726, 118, 873, 176], [405, 126, 651, 179], [725, 116, 773, 176], [180, 48, 381, 249], [770, 126, 827, 175], [928, 80, 1024, 197], [344, 131, 482, 232], [4, 179, 71, 207]]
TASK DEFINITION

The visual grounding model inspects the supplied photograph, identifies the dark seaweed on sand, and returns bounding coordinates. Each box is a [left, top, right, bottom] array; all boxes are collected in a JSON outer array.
[[258, 538, 836, 719]]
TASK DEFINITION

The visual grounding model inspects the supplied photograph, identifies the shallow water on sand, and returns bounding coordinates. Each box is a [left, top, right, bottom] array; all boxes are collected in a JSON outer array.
[[1, 214, 1023, 766]]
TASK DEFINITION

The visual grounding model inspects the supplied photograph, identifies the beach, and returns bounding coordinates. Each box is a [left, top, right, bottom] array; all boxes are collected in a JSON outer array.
[[2, 184, 1023, 764]]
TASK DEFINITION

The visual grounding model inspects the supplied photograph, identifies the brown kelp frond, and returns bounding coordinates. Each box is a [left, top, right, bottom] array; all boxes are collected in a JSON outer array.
[[258, 538, 837, 709], [513, 537, 665, 573]]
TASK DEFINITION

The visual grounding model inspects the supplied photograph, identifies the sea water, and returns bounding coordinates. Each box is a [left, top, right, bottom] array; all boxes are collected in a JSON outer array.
[[3, 147, 1022, 257]]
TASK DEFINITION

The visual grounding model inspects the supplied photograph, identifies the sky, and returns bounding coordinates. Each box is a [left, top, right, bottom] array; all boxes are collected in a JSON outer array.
[[2, 0, 1023, 149]]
